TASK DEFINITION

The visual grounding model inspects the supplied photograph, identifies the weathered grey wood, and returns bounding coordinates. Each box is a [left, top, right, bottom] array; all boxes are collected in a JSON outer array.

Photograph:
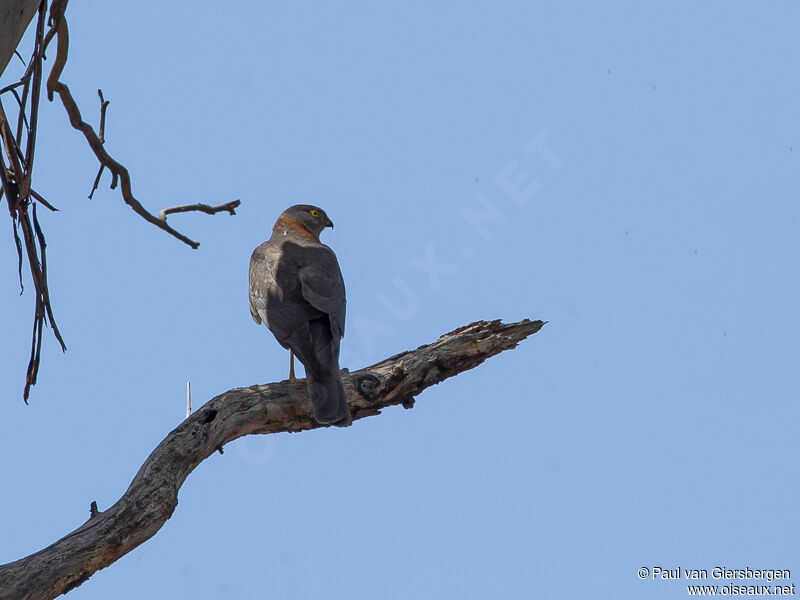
[[0, 319, 544, 600], [0, 0, 40, 77]]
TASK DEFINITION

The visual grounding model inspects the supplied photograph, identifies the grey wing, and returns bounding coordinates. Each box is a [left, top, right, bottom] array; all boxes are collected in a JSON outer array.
[[248, 241, 281, 326], [297, 245, 346, 338]]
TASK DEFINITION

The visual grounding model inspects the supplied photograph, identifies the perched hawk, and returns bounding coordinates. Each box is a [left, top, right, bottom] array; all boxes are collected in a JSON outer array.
[[249, 205, 351, 426]]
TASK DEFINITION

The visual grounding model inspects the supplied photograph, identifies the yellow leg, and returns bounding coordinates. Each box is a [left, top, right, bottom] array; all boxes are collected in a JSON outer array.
[[289, 350, 296, 381]]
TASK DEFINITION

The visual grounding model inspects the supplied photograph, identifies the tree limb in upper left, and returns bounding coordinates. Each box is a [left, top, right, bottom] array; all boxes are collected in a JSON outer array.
[[0, 0, 240, 401]]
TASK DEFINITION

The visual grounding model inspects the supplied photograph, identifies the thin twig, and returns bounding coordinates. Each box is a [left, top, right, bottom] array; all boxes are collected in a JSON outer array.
[[88, 89, 109, 199], [88, 164, 104, 199], [159, 199, 241, 221], [97, 89, 109, 143], [29, 188, 58, 211], [0, 81, 25, 96], [8, 89, 29, 134]]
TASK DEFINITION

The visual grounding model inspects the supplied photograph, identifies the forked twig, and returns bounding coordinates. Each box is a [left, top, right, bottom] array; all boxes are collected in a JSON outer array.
[[88, 89, 109, 199]]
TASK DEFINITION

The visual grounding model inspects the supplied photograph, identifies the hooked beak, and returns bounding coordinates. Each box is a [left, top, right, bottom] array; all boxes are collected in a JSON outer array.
[[326, 217, 334, 229]]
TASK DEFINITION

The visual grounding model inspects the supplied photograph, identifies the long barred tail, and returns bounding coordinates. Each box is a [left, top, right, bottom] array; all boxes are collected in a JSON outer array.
[[306, 317, 351, 426], [306, 371, 351, 426]]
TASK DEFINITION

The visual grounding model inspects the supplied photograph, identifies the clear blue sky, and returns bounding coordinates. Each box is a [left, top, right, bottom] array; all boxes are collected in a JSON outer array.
[[2, 2, 799, 598]]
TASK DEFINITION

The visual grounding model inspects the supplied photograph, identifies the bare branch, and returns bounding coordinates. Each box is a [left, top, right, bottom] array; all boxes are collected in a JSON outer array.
[[45, 13, 237, 249], [158, 199, 241, 221], [0, 319, 545, 600]]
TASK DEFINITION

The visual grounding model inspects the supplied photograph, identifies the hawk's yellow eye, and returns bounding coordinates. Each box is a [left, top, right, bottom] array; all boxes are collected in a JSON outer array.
[[310, 209, 320, 218]]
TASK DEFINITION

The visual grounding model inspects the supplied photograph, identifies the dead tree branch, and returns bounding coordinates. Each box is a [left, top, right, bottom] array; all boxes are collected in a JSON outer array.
[[0, 319, 544, 600]]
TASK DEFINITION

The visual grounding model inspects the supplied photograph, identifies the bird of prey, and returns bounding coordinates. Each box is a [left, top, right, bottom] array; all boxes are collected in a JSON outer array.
[[249, 205, 351, 426]]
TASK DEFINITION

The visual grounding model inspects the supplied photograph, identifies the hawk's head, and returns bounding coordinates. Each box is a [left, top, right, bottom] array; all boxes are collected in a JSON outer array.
[[279, 204, 334, 238]]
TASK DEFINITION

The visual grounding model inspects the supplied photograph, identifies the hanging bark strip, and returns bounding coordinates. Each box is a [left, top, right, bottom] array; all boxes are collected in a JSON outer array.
[[0, 1, 64, 401]]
